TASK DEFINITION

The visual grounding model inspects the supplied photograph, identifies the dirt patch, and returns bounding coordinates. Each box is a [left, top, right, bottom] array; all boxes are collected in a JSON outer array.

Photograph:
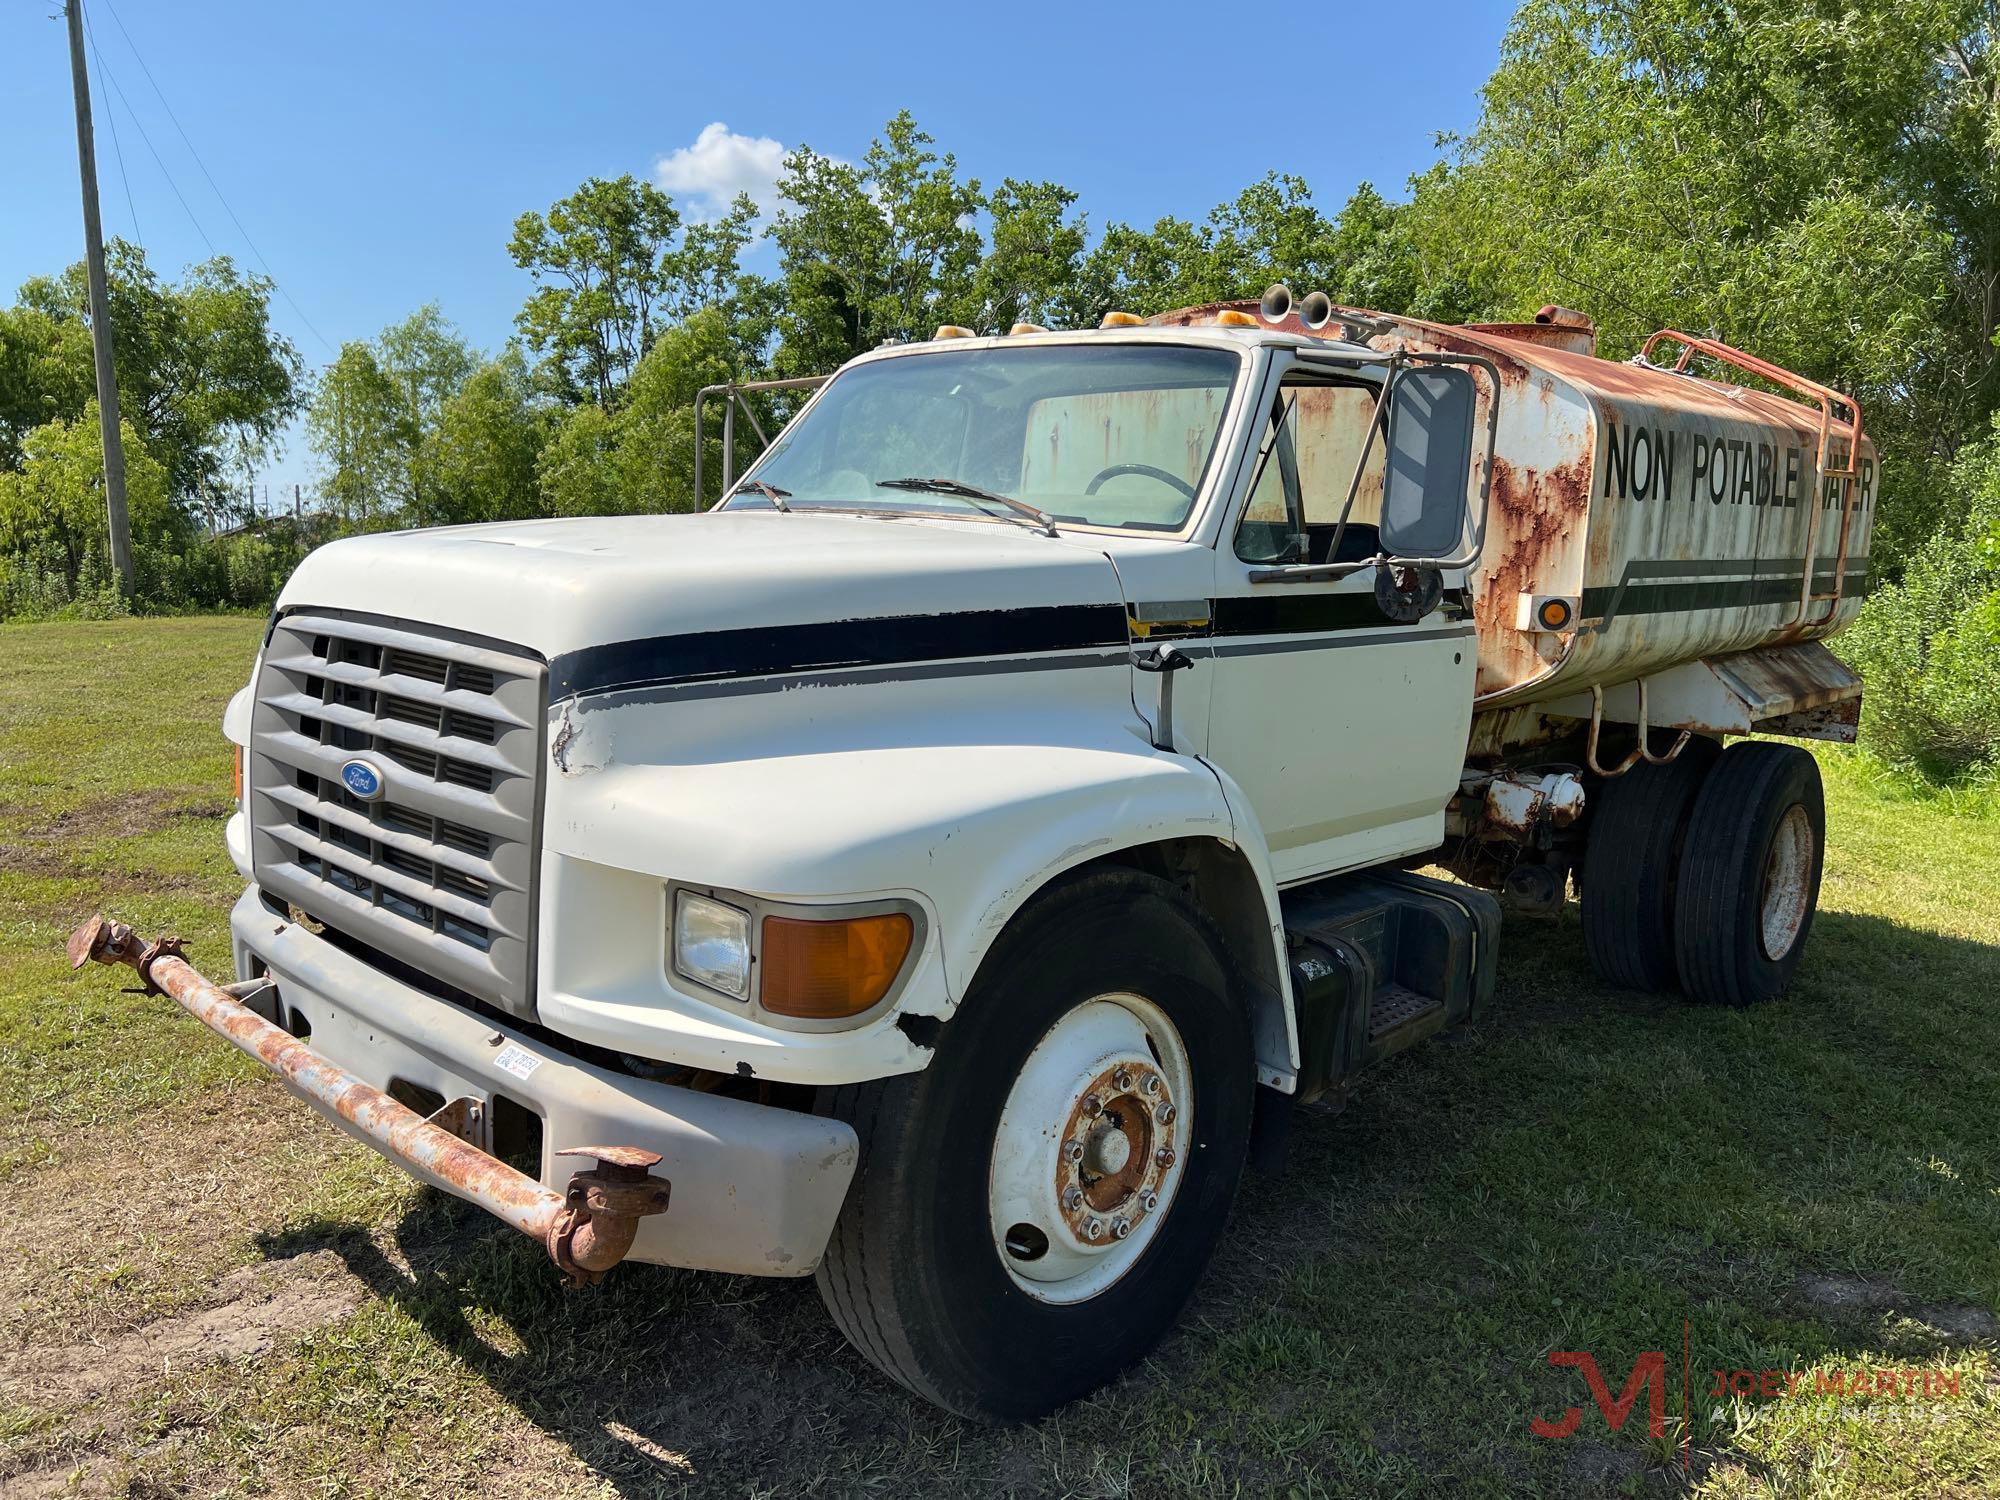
[[0, 788, 227, 871], [0, 1085, 373, 1346], [1796, 1273, 1999, 1342], [0, 1251, 363, 1408]]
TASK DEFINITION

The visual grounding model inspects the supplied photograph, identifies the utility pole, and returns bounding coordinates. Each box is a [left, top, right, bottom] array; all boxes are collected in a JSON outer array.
[[63, 0, 134, 597]]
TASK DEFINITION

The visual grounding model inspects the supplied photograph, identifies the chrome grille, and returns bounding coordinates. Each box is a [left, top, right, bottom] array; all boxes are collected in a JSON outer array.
[[248, 612, 545, 1017]]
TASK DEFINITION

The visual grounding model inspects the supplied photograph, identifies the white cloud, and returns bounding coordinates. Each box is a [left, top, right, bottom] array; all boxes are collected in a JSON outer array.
[[654, 123, 789, 219]]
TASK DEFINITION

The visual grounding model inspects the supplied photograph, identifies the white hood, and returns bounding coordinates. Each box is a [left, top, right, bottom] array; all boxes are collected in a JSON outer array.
[[277, 510, 1129, 665]]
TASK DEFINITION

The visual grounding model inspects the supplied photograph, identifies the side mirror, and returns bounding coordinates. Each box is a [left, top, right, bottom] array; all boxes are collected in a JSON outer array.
[[1379, 365, 1478, 558]]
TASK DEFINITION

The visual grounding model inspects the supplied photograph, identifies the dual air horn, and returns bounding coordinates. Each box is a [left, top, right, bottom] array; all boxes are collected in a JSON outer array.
[[1258, 283, 1335, 331]]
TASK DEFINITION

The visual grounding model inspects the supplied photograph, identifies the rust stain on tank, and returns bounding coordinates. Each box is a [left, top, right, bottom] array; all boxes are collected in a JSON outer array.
[[1474, 450, 1589, 696]]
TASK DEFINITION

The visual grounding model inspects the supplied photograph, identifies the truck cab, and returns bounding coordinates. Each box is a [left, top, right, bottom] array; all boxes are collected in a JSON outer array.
[[205, 300, 1857, 1420]]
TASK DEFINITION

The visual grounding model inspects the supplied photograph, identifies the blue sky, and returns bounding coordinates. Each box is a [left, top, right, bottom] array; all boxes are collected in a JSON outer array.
[[6, 1, 1515, 499]]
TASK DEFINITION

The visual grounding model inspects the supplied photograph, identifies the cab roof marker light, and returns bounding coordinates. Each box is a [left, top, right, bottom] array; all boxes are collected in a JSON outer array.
[[933, 324, 977, 340], [1099, 311, 1145, 328], [1008, 321, 1049, 335], [1215, 309, 1259, 328]]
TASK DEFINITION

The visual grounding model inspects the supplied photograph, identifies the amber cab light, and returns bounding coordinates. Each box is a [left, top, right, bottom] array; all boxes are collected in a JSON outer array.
[[760, 912, 914, 1020], [232, 743, 244, 804]]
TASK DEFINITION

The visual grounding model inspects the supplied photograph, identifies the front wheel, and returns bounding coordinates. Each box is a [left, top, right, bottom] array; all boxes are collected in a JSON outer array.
[[814, 869, 1253, 1421]]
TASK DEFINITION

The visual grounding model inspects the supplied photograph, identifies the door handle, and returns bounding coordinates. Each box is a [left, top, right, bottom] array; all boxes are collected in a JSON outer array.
[[1132, 644, 1195, 752]]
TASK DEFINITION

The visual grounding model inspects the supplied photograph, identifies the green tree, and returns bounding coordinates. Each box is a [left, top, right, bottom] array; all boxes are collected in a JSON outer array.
[[975, 180, 1091, 332], [510, 176, 756, 405], [0, 403, 171, 594], [305, 341, 409, 525], [14, 241, 302, 500], [411, 351, 547, 526], [1406, 0, 1980, 572], [377, 304, 477, 427], [0, 304, 93, 469], [769, 112, 985, 364]]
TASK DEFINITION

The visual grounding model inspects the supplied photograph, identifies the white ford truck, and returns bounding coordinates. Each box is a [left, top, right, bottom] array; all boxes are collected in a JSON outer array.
[[73, 287, 1875, 1421]]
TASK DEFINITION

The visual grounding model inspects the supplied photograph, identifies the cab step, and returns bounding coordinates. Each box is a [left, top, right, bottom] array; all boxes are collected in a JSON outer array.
[[1280, 869, 1501, 1104], [1368, 984, 1442, 1041]]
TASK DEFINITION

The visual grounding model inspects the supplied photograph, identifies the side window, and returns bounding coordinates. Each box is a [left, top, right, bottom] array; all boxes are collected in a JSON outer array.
[[1235, 400, 1295, 562], [1234, 378, 1386, 564]]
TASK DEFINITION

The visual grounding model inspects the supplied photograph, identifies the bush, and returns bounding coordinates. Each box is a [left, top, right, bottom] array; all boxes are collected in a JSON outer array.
[[0, 539, 127, 621], [1841, 430, 2000, 781]]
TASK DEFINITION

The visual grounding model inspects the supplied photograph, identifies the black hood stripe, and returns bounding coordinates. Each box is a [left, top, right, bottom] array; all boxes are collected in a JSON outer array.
[[551, 589, 1475, 701], [551, 602, 1130, 700]]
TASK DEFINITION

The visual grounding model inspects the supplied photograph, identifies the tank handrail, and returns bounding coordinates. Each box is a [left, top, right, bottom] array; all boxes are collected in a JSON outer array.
[[1639, 331, 1863, 632], [1636, 330, 1862, 479]]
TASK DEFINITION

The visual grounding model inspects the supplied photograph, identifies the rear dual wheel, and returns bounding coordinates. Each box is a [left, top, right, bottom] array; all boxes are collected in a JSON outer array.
[[1672, 741, 1825, 1006], [1581, 738, 1825, 1005]]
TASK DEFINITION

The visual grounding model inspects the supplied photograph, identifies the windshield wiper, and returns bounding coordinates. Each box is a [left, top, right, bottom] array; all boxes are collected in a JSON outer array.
[[728, 478, 792, 511], [875, 477, 1059, 537]]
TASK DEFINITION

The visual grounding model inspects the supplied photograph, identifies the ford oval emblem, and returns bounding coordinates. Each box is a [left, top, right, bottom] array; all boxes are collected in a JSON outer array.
[[339, 758, 385, 801]]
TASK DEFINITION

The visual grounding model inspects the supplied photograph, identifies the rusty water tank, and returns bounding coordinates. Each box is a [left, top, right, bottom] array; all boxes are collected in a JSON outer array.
[[1153, 300, 1877, 709]]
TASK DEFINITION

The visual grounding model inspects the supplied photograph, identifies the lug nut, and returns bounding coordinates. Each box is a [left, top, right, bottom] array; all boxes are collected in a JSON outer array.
[[1084, 1218, 1104, 1241], [1155, 1101, 1176, 1125], [1155, 1146, 1176, 1169], [1112, 1219, 1131, 1240], [1143, 1074, 1162, 1096], [1140, 1191, 1159, 1212], [1063, 1139, 1084, 1164], [1080, 1093, 1104, 1118], [1112, 1068, 1134, 1091], [1063, 1186, 1084, 1212]]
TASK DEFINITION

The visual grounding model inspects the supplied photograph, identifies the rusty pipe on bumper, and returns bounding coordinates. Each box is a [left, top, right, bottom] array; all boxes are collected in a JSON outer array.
[[66, 914, 669, 1285]]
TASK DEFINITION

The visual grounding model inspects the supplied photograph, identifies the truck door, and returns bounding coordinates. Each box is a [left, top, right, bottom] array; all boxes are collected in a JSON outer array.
[[1201, 359, 1481, 885]]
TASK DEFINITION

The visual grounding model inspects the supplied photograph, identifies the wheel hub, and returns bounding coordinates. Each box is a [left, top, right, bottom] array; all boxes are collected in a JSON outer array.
[[1759, 803, 1815, 960], [987, 993, 1194, 1304], [1060, 1062, 1174, 1235]]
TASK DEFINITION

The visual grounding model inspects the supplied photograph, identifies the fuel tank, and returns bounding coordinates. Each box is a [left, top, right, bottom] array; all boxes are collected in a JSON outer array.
[[1156, 303, 1878, 712]]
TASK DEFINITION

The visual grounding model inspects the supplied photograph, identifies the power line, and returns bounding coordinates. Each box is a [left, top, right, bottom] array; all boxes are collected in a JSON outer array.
[[82, 26, 215, 257], [82, 7, 142, 249], [94, 0, 336, 356]]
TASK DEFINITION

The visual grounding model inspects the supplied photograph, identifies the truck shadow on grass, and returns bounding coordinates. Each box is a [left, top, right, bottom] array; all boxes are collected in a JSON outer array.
[[257, 904, 2000, 1497]]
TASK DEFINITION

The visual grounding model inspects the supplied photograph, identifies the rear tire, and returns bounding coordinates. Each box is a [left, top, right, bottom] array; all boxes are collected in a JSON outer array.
[[1672, 742, 1825, 1007], [814, 869, 1253, 1422], [1580, 735, 1721, 990]]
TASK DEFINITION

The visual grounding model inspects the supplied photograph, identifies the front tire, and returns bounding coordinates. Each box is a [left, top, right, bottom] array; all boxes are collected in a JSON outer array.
[[1672, 742, 1826, 1006], [815, 869, 1254, 1422]]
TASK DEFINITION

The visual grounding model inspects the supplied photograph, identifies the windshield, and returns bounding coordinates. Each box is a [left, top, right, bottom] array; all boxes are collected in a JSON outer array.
[[723, 343, 1242, 532]]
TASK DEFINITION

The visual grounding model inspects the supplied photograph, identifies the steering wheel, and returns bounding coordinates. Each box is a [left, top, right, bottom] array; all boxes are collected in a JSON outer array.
[[1083, 463, 1197, 500]]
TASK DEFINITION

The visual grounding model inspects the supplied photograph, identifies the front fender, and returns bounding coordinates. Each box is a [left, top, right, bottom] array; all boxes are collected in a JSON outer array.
[[546, 729, 1235, 1008]]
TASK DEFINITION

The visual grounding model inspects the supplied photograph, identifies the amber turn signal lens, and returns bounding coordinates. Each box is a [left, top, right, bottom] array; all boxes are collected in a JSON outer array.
[[1537, 598, 1573, 630], [759, 913, 914, 1020], [231, 744, 243, 803]]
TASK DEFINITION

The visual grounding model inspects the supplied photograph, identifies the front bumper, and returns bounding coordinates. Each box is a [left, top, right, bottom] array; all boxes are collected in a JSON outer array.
[[228, 886, 858, 1277]]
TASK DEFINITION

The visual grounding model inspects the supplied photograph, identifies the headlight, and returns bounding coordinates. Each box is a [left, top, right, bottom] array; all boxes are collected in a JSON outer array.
[[671, 890, 752, 1000]]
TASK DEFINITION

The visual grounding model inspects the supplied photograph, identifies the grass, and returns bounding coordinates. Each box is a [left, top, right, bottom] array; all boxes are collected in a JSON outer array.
[[2, 615, 1998, 1496]]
